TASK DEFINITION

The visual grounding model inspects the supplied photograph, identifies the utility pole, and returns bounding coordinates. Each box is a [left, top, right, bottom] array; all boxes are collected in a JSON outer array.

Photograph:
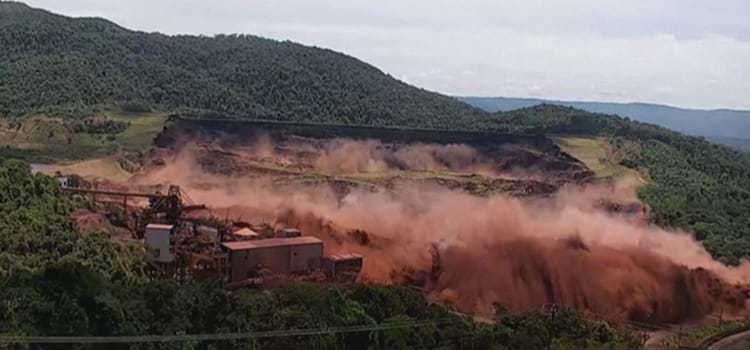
[[544, 304, 558, 350]]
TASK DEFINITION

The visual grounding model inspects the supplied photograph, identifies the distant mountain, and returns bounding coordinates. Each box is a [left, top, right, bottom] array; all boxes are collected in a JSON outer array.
[[6, 0, 748, 145], [0, 2, 484, 128], [458, 96, 750, 143], [707, 136, 750, 152]]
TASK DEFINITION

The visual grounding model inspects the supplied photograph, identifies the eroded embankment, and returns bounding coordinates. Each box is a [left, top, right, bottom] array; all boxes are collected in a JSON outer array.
[[147, 117, 593, 196]]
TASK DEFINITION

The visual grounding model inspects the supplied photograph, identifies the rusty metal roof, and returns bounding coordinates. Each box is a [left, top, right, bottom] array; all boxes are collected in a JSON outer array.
[[221, 236, 323, 251]]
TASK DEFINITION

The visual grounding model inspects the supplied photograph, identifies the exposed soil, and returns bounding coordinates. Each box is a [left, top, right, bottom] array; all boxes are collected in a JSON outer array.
[[146, 117, 594, 197], [71, 208, 131, 239], [113, 117, 750, 325]]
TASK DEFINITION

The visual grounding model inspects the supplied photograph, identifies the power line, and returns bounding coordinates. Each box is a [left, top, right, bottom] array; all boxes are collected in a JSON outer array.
[[0, 319, 456, 345], [0, 304, 684, 346]]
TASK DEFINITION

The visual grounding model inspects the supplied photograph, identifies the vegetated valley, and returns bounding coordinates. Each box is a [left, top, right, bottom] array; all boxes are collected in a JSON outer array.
[[2, 2, 750, 349]]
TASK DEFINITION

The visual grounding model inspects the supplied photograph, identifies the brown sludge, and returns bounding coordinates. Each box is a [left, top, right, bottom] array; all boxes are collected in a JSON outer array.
[[132, 139, 750, 324]]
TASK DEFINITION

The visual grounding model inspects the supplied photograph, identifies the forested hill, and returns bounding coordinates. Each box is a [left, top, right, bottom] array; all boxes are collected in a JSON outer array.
[[459, 96, 750, 143], [0, 2, 483, 127], [493, 105, 750, 264]]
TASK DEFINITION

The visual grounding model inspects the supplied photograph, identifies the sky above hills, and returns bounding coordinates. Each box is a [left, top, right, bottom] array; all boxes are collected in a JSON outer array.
[[21, 0, 750, 110]]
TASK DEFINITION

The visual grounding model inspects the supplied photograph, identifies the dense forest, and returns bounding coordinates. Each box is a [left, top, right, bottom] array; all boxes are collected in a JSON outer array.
[[0, 2, 484, 128], [0, 159, 644, 349]]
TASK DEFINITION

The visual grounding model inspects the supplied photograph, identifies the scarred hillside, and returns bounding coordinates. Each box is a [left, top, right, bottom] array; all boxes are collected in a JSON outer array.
[[492, 104, 750, 264]]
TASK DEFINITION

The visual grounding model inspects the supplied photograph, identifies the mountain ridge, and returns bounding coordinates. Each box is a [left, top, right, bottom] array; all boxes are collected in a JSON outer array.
[[458, 96, 750, 142], [0, 1, 485, 128]]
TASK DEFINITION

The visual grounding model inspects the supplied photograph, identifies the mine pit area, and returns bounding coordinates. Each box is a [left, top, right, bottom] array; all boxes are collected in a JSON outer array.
[[147, 117, 595, 197], [57, 117, 750, 328]]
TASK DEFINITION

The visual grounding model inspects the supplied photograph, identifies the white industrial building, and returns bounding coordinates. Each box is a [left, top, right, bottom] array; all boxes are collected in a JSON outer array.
[[145, 223, 175, 263]]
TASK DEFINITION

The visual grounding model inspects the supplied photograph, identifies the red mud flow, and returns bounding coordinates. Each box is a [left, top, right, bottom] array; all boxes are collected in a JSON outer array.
[[132, 142, 750, 324], [271, 188, 750, 324]]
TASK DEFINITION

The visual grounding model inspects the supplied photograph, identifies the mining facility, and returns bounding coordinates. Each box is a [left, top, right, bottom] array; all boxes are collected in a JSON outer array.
[[62, 184, 363, 287]]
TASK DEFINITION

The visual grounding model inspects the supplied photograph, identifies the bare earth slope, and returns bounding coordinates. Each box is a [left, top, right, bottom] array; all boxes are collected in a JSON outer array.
[[144, 117, 593, 197]]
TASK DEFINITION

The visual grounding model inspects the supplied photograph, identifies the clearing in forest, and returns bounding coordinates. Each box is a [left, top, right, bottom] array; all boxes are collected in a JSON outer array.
[[552, 136, 630, 179]]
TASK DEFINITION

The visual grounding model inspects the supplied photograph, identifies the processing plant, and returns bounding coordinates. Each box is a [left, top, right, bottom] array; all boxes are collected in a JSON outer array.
[[63, 183, 363, 286]]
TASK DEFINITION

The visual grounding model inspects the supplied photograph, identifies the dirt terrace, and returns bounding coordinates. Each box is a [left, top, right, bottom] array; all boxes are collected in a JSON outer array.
[[146, 117, 594, 197]]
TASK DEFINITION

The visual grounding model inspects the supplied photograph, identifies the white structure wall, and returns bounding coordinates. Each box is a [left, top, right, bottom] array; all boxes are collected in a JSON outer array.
[[145, 224, 174, 263]]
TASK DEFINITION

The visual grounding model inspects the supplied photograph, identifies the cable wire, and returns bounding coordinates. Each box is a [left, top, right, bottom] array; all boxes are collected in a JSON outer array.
[[0, 318, 457, 344]]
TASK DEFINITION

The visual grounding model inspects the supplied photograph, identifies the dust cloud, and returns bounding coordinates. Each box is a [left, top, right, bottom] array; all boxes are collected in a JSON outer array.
[[313, 140, 485, 174], [201, 135, 497, 176], [132, 144, 750, 324]]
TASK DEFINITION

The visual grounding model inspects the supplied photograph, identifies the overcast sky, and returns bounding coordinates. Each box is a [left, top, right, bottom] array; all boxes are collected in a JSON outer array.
[[23, 0, 750, 110]]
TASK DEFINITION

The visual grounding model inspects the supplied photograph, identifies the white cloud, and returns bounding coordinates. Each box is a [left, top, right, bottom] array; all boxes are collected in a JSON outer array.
[[21, 0, 750, 109]]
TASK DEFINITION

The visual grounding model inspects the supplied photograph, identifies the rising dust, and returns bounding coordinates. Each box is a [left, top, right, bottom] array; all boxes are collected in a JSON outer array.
[[132, 139, 750, 323]]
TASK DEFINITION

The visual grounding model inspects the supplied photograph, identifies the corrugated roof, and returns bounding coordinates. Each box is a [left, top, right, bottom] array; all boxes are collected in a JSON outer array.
[[221, 236, 323, 251], [146, 223, 174, 230]]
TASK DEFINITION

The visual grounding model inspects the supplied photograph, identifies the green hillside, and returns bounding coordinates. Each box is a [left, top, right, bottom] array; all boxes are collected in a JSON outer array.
[[2, 1, 750, 264], [0, 2, 483, 128], [551, 136, 631, 179], [459, 96, 750, 145]]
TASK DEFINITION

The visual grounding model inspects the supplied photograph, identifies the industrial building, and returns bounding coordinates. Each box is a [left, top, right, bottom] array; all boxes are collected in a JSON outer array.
[[322, 253, 364, 281], [222, 236, 324, 283], [62, 184, 362, 285], [145, 223, 175, 263]]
